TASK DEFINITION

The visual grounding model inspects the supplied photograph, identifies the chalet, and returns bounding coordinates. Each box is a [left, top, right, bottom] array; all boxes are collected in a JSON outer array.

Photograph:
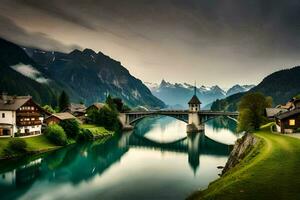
[[86, 103, 104, 113], [265, 108, 287, 119], [274, 98, 300, 133], [44, 112, 77, 125], [63, 103, 86, 117], [0, 93, 48, 137]]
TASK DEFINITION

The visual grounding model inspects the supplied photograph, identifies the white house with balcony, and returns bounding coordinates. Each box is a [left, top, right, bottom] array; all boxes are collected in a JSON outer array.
[[0, 93, 48, 137]]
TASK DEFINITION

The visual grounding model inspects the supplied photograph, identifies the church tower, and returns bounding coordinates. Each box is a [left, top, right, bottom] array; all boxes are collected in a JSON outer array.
[[188, 85, 201, 112], [187, 84, 203, 133]]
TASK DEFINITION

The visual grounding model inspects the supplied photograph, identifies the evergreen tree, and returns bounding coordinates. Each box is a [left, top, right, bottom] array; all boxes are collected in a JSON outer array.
[[58, 91, 70, 111], [105, 94, 114, 108]]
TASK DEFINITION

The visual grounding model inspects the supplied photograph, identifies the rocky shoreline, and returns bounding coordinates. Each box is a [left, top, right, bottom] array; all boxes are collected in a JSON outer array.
[[222, 133, 258, 174]]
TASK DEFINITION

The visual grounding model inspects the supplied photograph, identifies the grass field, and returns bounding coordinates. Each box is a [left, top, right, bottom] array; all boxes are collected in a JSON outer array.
[[189, 123, 300, 200], [0, 135, 59, 159], [80, 124, 114, 137]]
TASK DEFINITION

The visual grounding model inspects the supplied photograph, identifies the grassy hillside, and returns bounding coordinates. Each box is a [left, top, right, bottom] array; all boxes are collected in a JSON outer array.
[[189, 123, 300, 200]]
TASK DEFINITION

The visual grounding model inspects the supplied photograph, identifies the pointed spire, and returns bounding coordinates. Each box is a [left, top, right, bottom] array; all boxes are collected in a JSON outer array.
[[194, 81, 197, 96]]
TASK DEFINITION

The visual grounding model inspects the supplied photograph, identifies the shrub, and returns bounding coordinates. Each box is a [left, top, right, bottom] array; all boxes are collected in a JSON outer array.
[[77, 129, 93, 141], [4, 139, 27, 155], [45, 124, 68, 146], [59, 119, 80, 139], [43, 105, 56, 114], [296, 128, 300, 133]]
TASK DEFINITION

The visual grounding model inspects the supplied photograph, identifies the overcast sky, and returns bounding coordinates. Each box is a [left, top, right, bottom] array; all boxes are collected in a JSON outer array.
[[1, 0, 300, 87]]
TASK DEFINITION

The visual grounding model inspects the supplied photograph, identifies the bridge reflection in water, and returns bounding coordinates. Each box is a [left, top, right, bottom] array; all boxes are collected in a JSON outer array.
[[120, 129, 231, 173]]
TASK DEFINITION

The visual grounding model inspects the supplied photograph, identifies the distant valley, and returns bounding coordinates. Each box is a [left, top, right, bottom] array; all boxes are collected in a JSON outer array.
[[145, 80, 254, 108]]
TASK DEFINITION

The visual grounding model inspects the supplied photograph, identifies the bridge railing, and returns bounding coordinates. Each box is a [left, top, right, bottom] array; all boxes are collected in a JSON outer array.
[[123, 110, 238, 116]]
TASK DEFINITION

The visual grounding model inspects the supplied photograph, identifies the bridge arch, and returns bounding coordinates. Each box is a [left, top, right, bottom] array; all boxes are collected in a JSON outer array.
[[129, 113, 188, 125], [201, 115, 238, 124], [119, 110, 239, 133]]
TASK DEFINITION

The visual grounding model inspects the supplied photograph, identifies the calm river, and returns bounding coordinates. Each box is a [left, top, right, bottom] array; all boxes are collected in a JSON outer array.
[[0, 116, 242, 200]]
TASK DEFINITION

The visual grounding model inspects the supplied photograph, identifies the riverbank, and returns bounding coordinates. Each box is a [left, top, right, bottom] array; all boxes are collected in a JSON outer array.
[[189, 123, 300, 200], [80, 124, 114, 139], [0, 135, 60, 160], [0, 124, 113, 161]]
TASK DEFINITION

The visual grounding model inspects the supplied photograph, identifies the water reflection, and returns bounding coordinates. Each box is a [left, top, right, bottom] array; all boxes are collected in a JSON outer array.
[[205, 117, 243, 145], [0, 116, 239, 200]]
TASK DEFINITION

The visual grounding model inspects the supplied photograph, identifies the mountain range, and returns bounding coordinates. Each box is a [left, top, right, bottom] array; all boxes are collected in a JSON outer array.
[[145, 80, 254, 108], [211, 66, 300, 111], [0, 38, 165, 108]]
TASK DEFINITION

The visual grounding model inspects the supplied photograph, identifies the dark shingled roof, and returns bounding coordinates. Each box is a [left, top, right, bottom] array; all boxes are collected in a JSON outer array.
[[275, 108, 300, 120], [188, 95, 201, 104], [0, 96, 31, 111], [87, 102, 105, 110], [64, 103, 86, 113]]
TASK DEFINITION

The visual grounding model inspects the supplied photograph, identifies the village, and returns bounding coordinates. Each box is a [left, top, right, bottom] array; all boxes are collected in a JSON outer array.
[[0, 92, 109, 138], [1, 91, 300, 140], [0, 92, 118, 161]]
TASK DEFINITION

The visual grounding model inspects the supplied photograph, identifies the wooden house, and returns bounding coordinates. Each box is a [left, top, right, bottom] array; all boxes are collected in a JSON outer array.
[[275, 109, 300, 133], [274, 98, 300, 133], [0, 93, 49, 137], [63, 103, 86, 117], [44, 112, 77, 125], [86, 103, 105, 113]]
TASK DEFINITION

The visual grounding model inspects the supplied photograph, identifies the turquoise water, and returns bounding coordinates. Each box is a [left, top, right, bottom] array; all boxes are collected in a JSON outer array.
[[0, 116, 241, 200]]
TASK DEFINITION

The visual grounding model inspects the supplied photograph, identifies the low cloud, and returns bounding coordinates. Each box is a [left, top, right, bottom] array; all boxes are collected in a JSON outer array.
[[10, 63, 50, 84]]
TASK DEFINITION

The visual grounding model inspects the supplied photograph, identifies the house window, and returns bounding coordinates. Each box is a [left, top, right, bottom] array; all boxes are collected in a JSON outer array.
[[289, 119, 296, 126], [2, 113, 5, 118]]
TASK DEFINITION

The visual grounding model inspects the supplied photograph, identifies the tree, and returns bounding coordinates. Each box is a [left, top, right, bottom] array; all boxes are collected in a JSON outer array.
[[237, 92, 272, 132], [43, 105, 56, 114], [96, 105, 120, 131], [45, 124, 68, 146], [87, 104, 120, 131], [211, 99, 228, 111], [112, 98, 123, 112], [105, 94, 116, 110], [59, 119, 80, 139], [105, 95, 130, 112], [58, 91, 70, 111]]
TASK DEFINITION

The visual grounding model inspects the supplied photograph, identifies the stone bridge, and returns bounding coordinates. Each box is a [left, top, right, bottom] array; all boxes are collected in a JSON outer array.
[[119, 110, 238, 133]]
